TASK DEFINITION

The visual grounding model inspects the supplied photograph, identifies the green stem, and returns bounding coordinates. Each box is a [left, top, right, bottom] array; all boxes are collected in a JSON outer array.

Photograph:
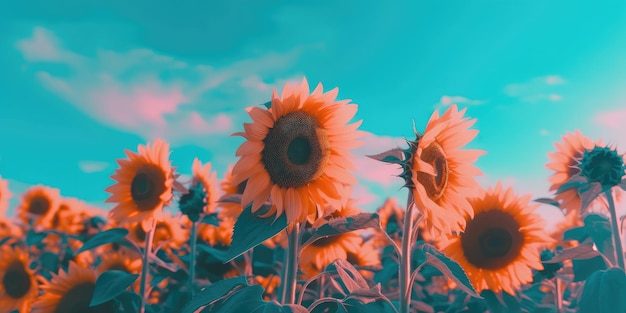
[[399, 193, 415, 313], [606, 190, 625, 270], [139, 219, 156, 313], [189, 220, 198, 297], [280, 223, 301, 304]]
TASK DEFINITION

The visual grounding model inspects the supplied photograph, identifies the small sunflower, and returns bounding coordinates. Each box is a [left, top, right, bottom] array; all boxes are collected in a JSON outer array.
[[105, 139, 175, 230], [16, 185, 61, 230], [440, 183, 553, 295], [180, 158, 220, 222], [0, 246, 38, 313], [231, 78, 362, 226], [33, 262, 116, 313], [0, 176, 12, 217], [405, 105, 485, 237]]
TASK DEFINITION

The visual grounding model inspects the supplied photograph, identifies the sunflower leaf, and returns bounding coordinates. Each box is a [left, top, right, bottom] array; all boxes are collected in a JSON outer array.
[[366, 148, 405, 164], [579, 182, 604, 215], [544, 242, 600, 263], [563, 226, 588, 242], [422, 244, 481, 298], [262, 100, 272, 109], [181, 276, 249, 313], [200, 213, 220, 226], [533, 197, 560, 208], [209, 284, 307, 313], [90, 270, 139, 307], [578, 268, 626, 313], [226, 204, 288, 263], [309, 299, 348, 313], [583, 214, 613, 255], [326, 259, 370, 294], [301, 213, 381, 248], [343, 284, 397, 313], [74, 228, 129, 255], [556, 175, 588, 194], [573, 256, 607, 282]]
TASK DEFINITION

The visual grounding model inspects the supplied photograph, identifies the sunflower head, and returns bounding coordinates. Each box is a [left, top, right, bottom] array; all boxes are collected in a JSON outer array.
[[0, 246, 38, 313], [577, 145, 625, 189], [180, 158, 219, 222], [441, 183, 553, 295], [16, 185, 61, 230], [231, 78, 362, 226], [106, 138, 175, 230]]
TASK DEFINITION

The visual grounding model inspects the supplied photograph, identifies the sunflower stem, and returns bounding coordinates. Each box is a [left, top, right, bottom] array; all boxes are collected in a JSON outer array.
[[139, 219, 156, 313], [189, 219, 198, 297], [606, 190, 625, 270], [555, 277, 563, 313], [399, 193, 416, 313], [281, 223, 301, 305]]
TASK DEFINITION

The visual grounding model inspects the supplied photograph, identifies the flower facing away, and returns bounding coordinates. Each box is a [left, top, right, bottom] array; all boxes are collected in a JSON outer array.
[[32, 262, 115, 313], [16, 185, 61, 229], [0, 246, 38, 313], [231, 78, 362, 226], [546, 131, 623, 214], [180, 158, 220, 222], [577, 145, 625, 190], [0, 176, 11, 217], [403, 104, 484, 237], [106, 139, 175, 230], [440, 183, 553, 295]]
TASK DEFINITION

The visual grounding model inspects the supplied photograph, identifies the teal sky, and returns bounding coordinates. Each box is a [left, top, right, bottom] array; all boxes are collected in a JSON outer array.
[[2, 1, 626, 227]]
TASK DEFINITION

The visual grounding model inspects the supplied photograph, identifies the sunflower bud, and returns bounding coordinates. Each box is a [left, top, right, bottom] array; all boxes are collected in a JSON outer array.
[[578, 146, 625, 190]]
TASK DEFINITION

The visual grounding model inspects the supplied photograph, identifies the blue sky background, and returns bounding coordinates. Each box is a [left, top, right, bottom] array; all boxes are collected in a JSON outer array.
[[2, 1, 626, 228]]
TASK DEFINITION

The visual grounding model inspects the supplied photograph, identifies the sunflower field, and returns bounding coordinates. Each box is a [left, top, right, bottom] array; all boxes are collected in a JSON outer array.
[[1, 78, 625, 313]]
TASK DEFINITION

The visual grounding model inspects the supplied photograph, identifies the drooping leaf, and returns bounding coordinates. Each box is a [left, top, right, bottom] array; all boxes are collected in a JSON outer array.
[[578, 268, 626, 313], [181, 276, 248, 313], [422, 244, 481, 298], [90, 270, 139, 307], [75, 228, 129, 255], [572, 256, 607, 282], [563, 226, 588, 242], [226, 204, 288, 262], [301, 213, 381, 248], [326, 259, 369, 294], [556, 175, 587, 194], [583, 214, 613, 255], [579, 182, 604, 215], [533, 198, 560, 208], [366, 148, 405, 164], [544, 242, 600, 263]]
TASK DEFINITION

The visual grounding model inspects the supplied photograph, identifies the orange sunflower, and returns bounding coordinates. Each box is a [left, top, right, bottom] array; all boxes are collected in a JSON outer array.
[[231, 78, 362, 226], [0, 246, 38, 313], [409, 104, 484, 237], [440, 183, 553, 295], [16, 185, 61, 230], [33, 262, 116, 313], [106, 138, 175, 230], [0, 176, 11, 217], [547, 130, 622, 214]]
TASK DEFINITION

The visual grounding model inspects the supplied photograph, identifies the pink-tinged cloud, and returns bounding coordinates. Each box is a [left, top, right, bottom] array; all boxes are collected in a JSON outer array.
[[435, 95, 484, 109], [78, 161, 109, 173], [352, 132, 407, 187], [351, 184, 378, 208], [594, 107, 626, 130]]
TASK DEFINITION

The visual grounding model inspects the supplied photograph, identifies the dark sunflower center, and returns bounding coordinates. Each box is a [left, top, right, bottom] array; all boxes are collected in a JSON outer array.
[[414, 142, 449, 201], [3, 261, 31, 298], [579, 146, 625, 187], [54, 282, 116, 313], [461, 210, 523, 270], [262, 111, 330, 188], [130, 165, 167, 212], [29, 196, 51, 215]]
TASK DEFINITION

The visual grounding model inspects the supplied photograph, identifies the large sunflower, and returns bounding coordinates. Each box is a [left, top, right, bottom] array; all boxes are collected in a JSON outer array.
[[440, 183, 553, 295], [106, 139, 175, 230], [410, 104, 484, 237], [231, 78, 362, 226], [16, 185, 61, 230], [546, 131, 621, 214], [0, 246, 38, 313], [0, 176, 11, 217], [32, 262, 115, 313]]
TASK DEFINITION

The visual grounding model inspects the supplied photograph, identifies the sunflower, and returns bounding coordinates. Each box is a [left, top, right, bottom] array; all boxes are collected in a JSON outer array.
[[546, 131, 622, 214], [408, 104, 484, 237], [105, 138, 175, 230], [231, 78, 362, 226], [16, 185, 61, 230], [299, 231, 373, 279], [126, 212, 187, 250], [33, 262, 116, 313], [0, 176, 11, 218], [181, 158, 219, 220], [0, 246, 38, 313], [218, 165, 247, 220], [440, 183, 553, 295]]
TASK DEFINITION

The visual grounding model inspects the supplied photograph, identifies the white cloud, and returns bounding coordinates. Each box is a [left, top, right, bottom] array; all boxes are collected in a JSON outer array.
[[503, 75, 566, 103], [434, 95, 484, 109], [78, 161, 109, 173]]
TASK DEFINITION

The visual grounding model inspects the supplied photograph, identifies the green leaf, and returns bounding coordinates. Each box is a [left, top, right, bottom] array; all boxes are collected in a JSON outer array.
[[579, 182, 604, 215], [326, 259, 369, 294], [579, 268, 626, 313], [181, 276, 248, 313], [309, 299, 348, 313], [210, 285, 305, 313], [481, 290, 506, 313], [533, 198, 560, 207], [75, 228, 129, 255], [556, 175, 587, 194], [90, 270, 139, 307], [198, 244, 230, 262], [583, 214, 612, 255], [543, 242, 600, 263], [226, 204, 288, 262], [422, 244, 481, 298], [366, 148, 405, 164], [301, 213, 381, 248], [262, 101, 272, 109], [573, 256, 607, 282], [563, 226, 587, 242], [201, 213, 220, 226]]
